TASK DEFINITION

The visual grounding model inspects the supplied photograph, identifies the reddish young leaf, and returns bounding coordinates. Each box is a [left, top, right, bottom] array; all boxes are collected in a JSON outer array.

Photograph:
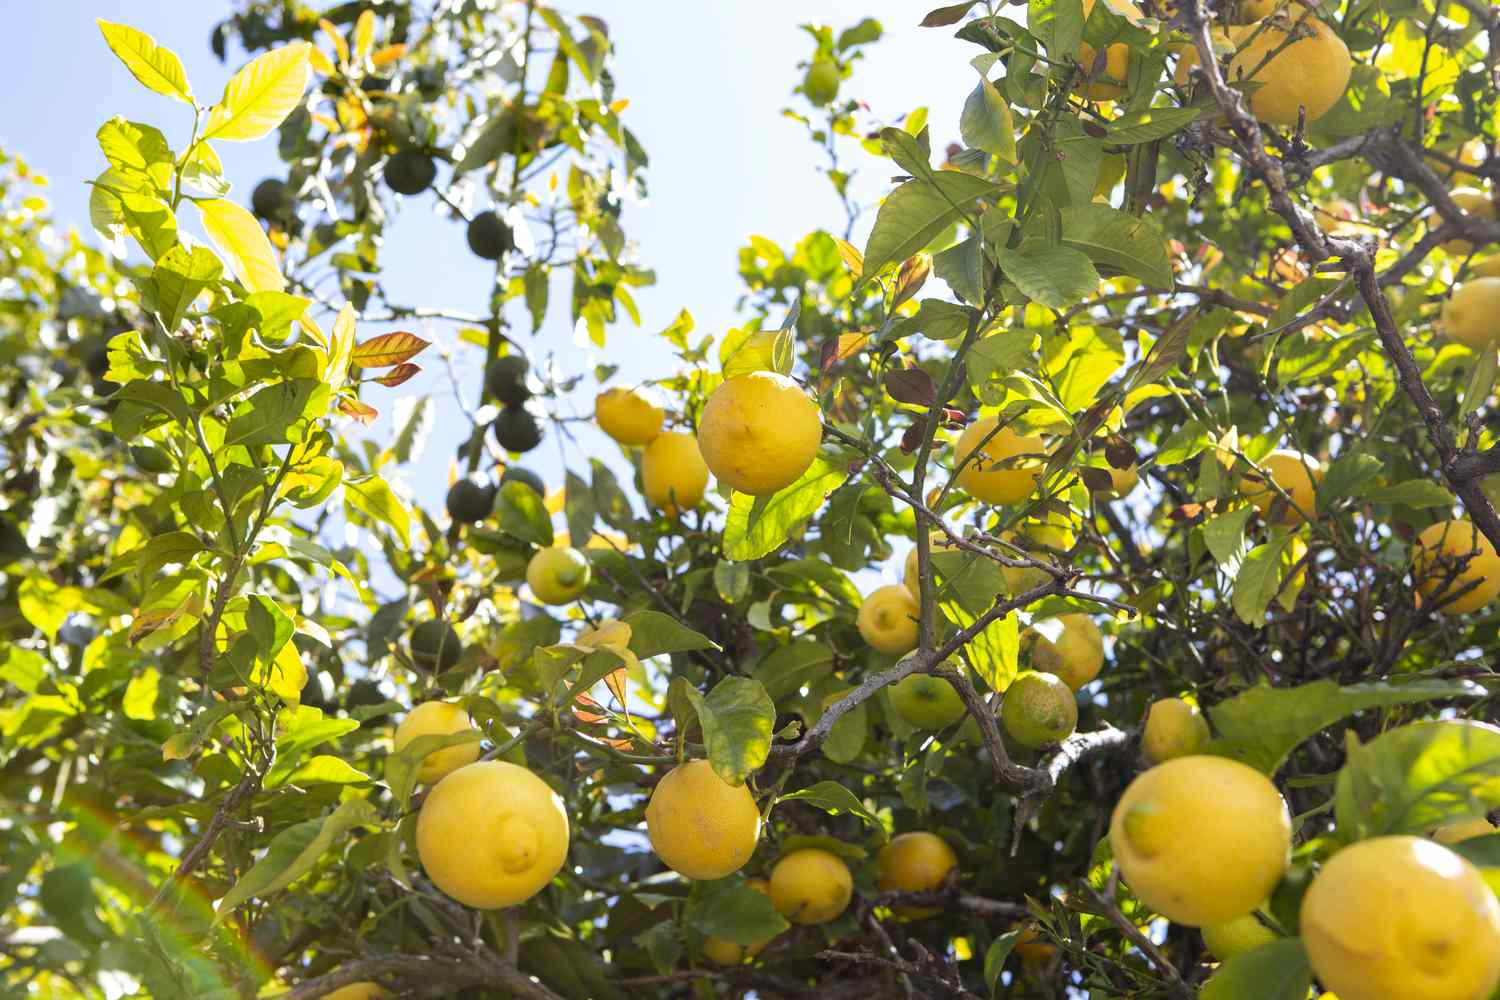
[[900, 423, 924, 454], [351, 331, 430, 368], [373, 362, 420, 387], [1106, 437, 1139, 470], [885, 366, 937, 406], [920, 1, 980, 27], [338, 397, 379, 424]]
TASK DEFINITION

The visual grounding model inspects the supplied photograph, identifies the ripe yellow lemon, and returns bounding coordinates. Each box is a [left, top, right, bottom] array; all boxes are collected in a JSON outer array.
[[1228, 18, 1351, 126], [526, 545, 592, 605], [1141, 698, 1211, 765], [642, 431, 709, 515], [1001, 671, 1078, 749], [888, 673, 967, 730], [1077, 0, 1143, 100], [1442, 188, 1498, 256], [645, 759, 761, 880], [857, 585, 920, 656], [903, 532, 958, 598], [954, 418, 1046, 505], [1236, 0, 1279, 21], [1109, 755, 1291, 926], [416, 760, 569, 909], [1015, 925, 1057, 965], [393, 701, 480, 784], [1440, 278, 1500, 348], [697, 372, 822, 496], [1201, 913, 1278, 960], [876, 831, 958, 896], [1433, 816, 1498, 844], [1301, 836, 1500, 1000], [769, 848, 853, 925], [595, 386, 664, 446], [702, 878, 775, 964], [1412, 519, 1500, 614], [324, 984, 387, 1000], [1090, 461, 1140, 499], [1470, 255, 1500, 279], [1242, 449, 1322, 525], [1172, 28, 1237, 86], [999, 517, 1074, 595], [1026, 614, 1104, 691]]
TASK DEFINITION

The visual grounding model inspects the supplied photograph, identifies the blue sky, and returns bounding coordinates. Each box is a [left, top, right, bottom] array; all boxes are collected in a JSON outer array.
[[10, 2, 977, 567]]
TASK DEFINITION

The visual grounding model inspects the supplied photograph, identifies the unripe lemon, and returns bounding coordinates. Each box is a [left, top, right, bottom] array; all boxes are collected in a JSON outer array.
[[702, 878, 775, 964], [1412, 520, 1500, 614], [857, 585, 920, 656], [1301, 835, 1500, 1000], [1077, 0, 1143, 100], [1025, 614, 1104, 691], [1001, 671, 1078, 749], [645, 759, 761, 880], [416, 760, 569, 909], [876, 831, 958, 897], [697, 372, 822, 496], [596, 386, 665, 446], [1442, 188, 1498, 256], [887, 673, 967, 730], [903, 532, 958, 598], [1201, 913, 1278, 960], [1228, 18, 1351, 126], [642, 431, 709, 515], [953, 418, 1046, 505], [1110, 755, 1291, 926], [324, 984, 387, 1000], [526, 546, 592, 605], [1433, 816, 1498, 844], [1440, 278, 1500, 348], [769, 848, 853, 925], [804, 59, 840, 105], [393, 701, 480, 784], [1141, 698, 1211, 765], [1242, 449, 1322, 525]]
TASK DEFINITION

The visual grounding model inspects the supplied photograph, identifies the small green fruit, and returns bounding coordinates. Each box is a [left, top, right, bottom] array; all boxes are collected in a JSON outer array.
[[804, 59, 840, 105], [445, 477, 497, 523], [251, 178, 290, 219], [493, 405, 543, 453], [385, 149, 437, 195], [486, 355, 532, 405], [467, 210, 514, 260], [410, 621, 463, 672]]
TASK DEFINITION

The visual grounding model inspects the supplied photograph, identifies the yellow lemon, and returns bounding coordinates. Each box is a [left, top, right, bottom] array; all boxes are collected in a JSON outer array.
[[324, 984, 387, 1000], [595, 386, 665, 446], [954, 418, 1046, 505], [645, 759, 761, 880], [1077, 0, 1143, 100], [526, 546, 592, 605], [393, 701, 480, 785], [416, 760, 569, 909], [1441, 278, 1500, 349], [702, 878, 776, 964], [642, 431, 709, 514], [1201, 913, 1278, 960], [877, 831, 959, 919], [903, 532, 959, 598], [1242, 449, 1322, 524], [1001, 671, 1078, 749], [999, 517, 1075, 595], [1442, 188, 1498, 256], [1412, 520, 1500, 614], [1015, 925, 1057, 965], [769, 848, 853, 925], [697, 372, 822, 496], [1109, 755, 1291, 926], [1173, 28, 1237, 86], [1025, 614, 1104, 691], [1141, 698, 1211, 765], [1090, 460, 1140, 499], [1228, 18, 1351, 126], [857, 585, 920, 656], [1236, 0, 1279, 20], [1470, 255, 1500, 279], [1301, 836, 1500, 1000], [1433, 816, 1497, 844]]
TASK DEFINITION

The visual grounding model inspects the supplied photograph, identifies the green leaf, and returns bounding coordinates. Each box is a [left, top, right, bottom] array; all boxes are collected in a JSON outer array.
[[1231, 531, 1294, 626], [1203, 507, 1253, 570], [97, 118, 173, 184], [1460, 346, 1497, 416], [1106, 106, 1204, 144], [224, 380, 320, 449], [97, 20, 193, 104], [933, 550, 1019, 692], [563, 470, 596, 547], [714, 560, 750, 603], [983, 929, 1024, 996], [152, 245, 223, 331], [620, 610, 721, 658], [778, 781, 886, 839], [753, 641, 836, 702], [203, 43, 312, 142], [1059, 204, 1173, 287], [1334, 719, 1500, 841], [1208, 679, 1485, 774], [1364, 479, 1456, 508], [821, 696, 869, 764], [114, 190, 179, 262], [724, 457, 847, 561], [199, 198, 284, 294], [271, 754, 370, 788], [837, 17, 884, 50], [1449, 833, 1500, 894], [344, 475, 411, 547], [214, 797, 378, 919], [862, 173, 1002, 280], [123, 668, 161, 721], [684, 677, 775, 786], [889, 298, 975, 341], [1316, 452, 1384, 513], [1044, 323, 1124, 411], [495, 480, 554, 547], [383, 730, 485, 809], [960, 76, 1017, 163], [688, 880, 788, 946], [1199, 938, 1311, 1000], [1029, 0, 1085, 61], [933, 236, 986, 305], [997, 242, 1100, 309]]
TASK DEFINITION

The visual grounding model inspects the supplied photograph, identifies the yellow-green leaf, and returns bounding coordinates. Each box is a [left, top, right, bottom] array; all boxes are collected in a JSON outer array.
[[199, 198, 285, 293], [203, 43, 312, 142], [97, 20, 193, 104], [123, 668, 160, 721]]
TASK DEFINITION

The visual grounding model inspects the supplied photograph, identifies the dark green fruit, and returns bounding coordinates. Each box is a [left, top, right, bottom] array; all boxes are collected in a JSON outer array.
[[130, 446, 174, 474], [500, 466, 546, 496], [493, 405, 543, 453], [466, 210, 514, 260], [409, 621, 463, 672], [251, 178, 290, 219], [446, 477, 497, 523], [485, 355, 531, 404], [384, 149, 436, 195], [84, 344, 110, 379]]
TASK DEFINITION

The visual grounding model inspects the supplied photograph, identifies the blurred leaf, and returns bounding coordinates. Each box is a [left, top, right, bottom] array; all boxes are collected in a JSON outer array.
[[984, 929, 1024, 996], [1365, 479, 1456, 508], [1334, 719, 1500, 840], [1199, 938, 1311, 1000], [1316, 452, 1384, 513], [754, 641, 836, 702], [495, 480, 553, 547]]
